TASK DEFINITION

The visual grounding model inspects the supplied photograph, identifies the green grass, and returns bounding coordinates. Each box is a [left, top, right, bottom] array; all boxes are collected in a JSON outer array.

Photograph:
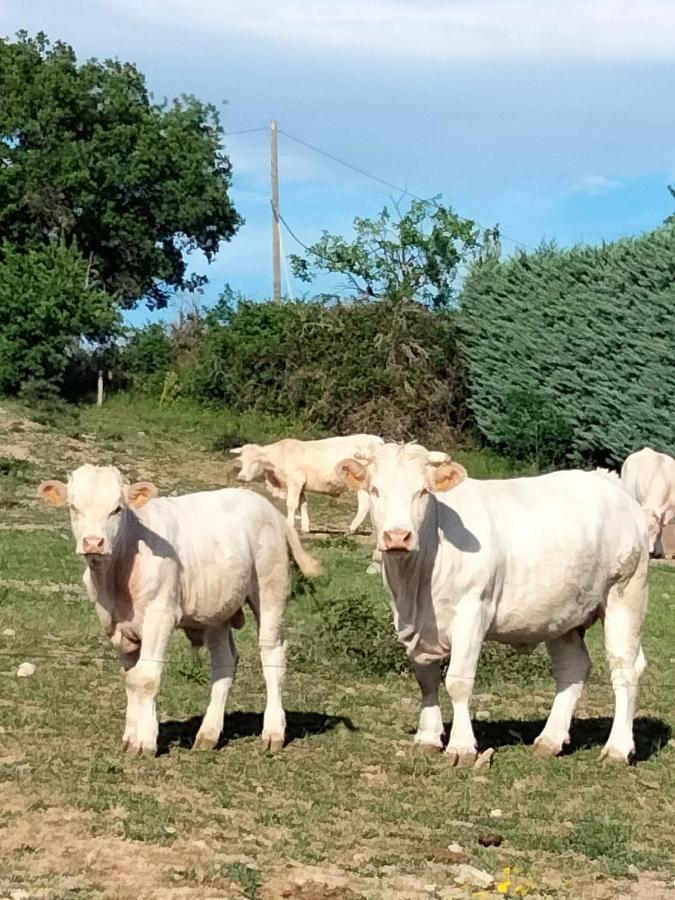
[[1, 397, 674, 898]]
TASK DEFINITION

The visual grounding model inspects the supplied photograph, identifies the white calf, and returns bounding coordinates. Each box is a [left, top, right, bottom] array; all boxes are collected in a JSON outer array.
[[38, 465, 322, 756]]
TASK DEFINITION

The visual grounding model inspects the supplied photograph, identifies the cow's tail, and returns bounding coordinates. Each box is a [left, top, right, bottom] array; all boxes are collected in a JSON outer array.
[[285, 522, 323, 577]]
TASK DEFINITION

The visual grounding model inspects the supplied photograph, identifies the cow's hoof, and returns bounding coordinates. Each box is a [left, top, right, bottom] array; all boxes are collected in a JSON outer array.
[[599, 746, 631, 766], [532, 737, 563, 758], [122, 739, 156, 757], [413, 741, 442, 755], [262, 733, 285, 753], [366, 564, 381, 575], [193, 733, 218, 751], [446, 748, 477, 768]]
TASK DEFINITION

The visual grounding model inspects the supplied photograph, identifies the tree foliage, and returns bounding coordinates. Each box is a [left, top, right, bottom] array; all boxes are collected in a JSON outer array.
[[290, 198, 479, 308], [460, 225, 675, 465], [0, 31, 241, 309], [0, 242, 119, 395]]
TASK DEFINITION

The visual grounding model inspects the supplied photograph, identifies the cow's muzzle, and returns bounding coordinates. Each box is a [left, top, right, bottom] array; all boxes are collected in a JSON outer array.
[[81, 535, 106, 555], [383, 528, 413, 551]]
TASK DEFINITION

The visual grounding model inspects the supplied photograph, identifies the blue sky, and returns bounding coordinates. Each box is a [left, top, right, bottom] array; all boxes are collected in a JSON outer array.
[[2, 0, 674, 326]]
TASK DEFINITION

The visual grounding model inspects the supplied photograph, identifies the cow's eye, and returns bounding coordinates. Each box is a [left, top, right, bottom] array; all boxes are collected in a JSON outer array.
[[420, 488, 429, 497], [110, 506, 122, 516], [370, 486, 380, 498]]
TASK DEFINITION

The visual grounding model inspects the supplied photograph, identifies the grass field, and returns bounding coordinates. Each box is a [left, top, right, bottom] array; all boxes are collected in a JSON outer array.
[[1, 396, 675, 899]]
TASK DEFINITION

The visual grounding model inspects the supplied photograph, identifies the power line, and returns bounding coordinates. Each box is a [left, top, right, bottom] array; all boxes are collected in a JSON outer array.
[[224, 126, 268, 136], [280, 128, 425, 202], [279, 127, 537, 253]]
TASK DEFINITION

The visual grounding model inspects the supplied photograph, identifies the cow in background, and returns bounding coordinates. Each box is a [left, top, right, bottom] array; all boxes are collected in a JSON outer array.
[[231, 434, 383, 533], [621, 447, 675, 555]]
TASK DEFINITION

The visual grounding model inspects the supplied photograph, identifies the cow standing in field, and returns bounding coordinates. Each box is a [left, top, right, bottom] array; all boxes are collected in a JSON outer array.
[[38, 465, 322, 756], [621, 447, 675, 554], [337, 444, 649, 765], [231, 434, 384, 533]]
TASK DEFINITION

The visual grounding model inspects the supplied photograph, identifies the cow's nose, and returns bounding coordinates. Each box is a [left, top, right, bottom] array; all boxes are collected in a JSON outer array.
[[82, 535, 105, 555], [383, 529, 413, 551]]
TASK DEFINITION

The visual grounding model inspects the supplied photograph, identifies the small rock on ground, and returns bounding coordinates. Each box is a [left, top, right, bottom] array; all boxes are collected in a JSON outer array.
[[452, 864, 495, 889], [16, 662, 35, 678]]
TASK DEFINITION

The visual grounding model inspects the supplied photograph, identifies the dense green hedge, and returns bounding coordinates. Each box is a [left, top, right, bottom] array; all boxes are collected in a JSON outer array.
[[460, 225, 675, 465], [184, 295, 469, 440]]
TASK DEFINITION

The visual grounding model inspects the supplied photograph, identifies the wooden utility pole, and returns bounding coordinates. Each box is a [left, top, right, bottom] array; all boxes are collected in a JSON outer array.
[[270, 120, 282, 302]]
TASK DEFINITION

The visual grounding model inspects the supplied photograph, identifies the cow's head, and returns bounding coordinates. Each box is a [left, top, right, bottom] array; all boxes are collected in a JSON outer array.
[[38, 465, 157, 559], [231, 444, 269, 483], [336, 443, 467, 553]]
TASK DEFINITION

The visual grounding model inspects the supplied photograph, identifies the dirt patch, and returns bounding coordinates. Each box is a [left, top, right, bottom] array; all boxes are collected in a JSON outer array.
[[0, 792, 243, 899]]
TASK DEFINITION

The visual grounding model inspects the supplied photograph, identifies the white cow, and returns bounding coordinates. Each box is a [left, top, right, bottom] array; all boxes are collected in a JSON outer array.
[[621, 447, 675, 554], [593, 466, 661, 554], [337, 443, 649, 766], [38, 465, 322, 756], [231, 434, 384, 533]]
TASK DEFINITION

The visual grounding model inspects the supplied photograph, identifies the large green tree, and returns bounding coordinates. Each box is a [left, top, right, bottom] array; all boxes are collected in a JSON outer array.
[[290, 198, 480, 309], [0, 32, 241, 308]]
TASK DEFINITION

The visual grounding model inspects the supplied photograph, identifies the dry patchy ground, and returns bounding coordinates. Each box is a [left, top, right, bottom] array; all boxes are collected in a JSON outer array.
[[1, 397, 675, 899]]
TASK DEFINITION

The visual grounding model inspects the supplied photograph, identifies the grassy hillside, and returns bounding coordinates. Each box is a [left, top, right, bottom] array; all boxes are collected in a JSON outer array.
[[0, 396, 673, 899]]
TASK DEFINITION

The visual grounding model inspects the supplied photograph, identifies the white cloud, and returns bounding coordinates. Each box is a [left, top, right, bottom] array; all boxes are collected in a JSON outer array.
[[564, 174, 621, 196], [96, 0, 675, 63]]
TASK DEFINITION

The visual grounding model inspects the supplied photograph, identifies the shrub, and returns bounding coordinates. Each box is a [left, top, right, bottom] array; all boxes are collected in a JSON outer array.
[[117, 323, 176, 394], [189, 294, 470, 442]]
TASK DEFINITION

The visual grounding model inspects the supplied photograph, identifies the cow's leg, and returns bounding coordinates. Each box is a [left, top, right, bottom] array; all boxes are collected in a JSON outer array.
[[299, 488, 310, 534], [534, 630, 591, 757], [193, 625, 239, 751], [412, 659, 444, 751], [124, 602, 174, 756], [119, 648, 141, 751], [348, 489, 370, 534], [254, 563, 289, 752], [444, 597, 485, 767], [600, 579, 647, 764], [285, 481, 303, 530]]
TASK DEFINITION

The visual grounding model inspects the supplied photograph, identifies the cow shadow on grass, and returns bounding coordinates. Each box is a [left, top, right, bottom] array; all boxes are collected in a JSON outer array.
[[157, 709, 357, 756], [468, 715, 671, 763]]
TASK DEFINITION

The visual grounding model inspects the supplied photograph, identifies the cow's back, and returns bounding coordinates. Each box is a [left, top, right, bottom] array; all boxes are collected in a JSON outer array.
[[272, 434, 382, 493], [138, 488, 285, 622]]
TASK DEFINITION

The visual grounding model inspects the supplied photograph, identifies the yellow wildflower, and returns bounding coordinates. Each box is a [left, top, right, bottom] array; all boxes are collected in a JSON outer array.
[[497, 880, 511, 894]]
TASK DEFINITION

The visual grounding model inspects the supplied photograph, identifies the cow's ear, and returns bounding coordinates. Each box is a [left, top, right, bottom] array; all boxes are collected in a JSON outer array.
[[126, 481, 158, 509], [336, 458, 368, 490], [429, 462, 467, 493], [37, 480, 68, 507]]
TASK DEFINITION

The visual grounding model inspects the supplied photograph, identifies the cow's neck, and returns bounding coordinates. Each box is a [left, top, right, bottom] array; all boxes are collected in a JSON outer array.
[[87, 509, 139, 614], [382, 498, 439, 633]]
